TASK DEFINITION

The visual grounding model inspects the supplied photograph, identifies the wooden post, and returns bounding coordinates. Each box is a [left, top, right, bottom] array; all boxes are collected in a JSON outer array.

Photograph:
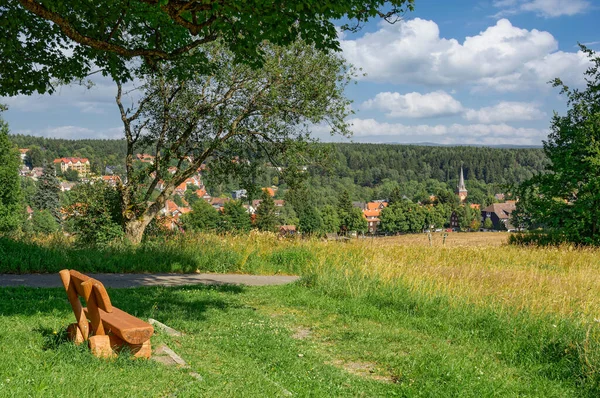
[[59, 269, 89, 340], [81, 280, 105, 336]]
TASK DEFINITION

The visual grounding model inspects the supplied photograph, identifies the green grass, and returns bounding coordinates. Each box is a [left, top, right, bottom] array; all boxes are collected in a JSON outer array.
[[0, 234, 315, 274], [1, 281, 597, 397]]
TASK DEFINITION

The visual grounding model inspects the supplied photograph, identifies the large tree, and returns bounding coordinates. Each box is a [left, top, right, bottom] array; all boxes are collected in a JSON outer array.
[[513, 47, 600, 245], [255, 190, 278, 232], [32, 163, 61, 221], [1, 0, 414, 96], [115, 40, 352, 243], [0, 108, 22, 232]]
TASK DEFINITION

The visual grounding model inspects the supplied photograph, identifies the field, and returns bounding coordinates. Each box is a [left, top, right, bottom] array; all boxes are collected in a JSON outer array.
[[1, 232, 600, 396]]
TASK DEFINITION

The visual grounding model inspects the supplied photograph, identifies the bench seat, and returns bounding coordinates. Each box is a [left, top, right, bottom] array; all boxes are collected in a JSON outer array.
[[83, 307, 153, 345]]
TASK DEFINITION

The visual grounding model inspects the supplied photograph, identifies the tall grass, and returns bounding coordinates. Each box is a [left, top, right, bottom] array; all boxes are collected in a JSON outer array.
[[3, 231, 600, 392]]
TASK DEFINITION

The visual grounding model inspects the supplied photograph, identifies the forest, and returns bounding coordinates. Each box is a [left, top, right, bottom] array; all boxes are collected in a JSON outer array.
[[10, 135, 548, 207]]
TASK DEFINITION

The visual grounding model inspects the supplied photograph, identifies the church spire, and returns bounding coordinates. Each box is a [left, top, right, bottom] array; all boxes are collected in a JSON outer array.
[[458, 166, 466, 192], [457, 166, 467, 202]]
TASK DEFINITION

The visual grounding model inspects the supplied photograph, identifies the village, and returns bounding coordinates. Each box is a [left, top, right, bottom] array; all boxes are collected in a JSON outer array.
[[16, 148, 518, 236]]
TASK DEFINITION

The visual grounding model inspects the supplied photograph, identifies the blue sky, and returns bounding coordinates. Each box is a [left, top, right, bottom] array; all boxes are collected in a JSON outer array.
[[2, 0, 599, 146]]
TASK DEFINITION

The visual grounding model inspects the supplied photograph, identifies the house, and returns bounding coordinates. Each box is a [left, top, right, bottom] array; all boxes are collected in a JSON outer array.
[[30, 167, 44, 180], [469, 203, 480, 210], [494, 193, 505, 201], [279, 225, 296, 236], [26, 206, 33, 220], [209, 197, 231, 210], [262, 187, 275, 197], [362, 201, 388, 234], [449, 211, 460, 229], [53, 157, 91, 176], [19, 149, 29, 162], [363, 209, 381, 234], [232, 189, 247, 200], [136, 153, 155, 163], [482, 202, 517, 231], [101, 175, 121, 187], [60, 182, 76, 192]]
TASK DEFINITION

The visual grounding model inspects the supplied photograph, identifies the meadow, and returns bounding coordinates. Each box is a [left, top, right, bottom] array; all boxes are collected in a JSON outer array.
[[1, 232, 600, 396]]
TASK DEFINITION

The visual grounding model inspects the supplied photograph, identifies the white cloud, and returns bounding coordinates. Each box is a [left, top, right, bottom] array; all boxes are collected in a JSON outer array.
[[362, 91, 464, 118], [319, 118, 548, 145], [464, 101, 546, 123], [493, 0, 590, 18], [341, 18, 589, 91]]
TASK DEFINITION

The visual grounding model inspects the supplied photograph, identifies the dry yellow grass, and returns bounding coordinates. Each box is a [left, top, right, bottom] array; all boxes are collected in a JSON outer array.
[[297, 233, 600, 323]]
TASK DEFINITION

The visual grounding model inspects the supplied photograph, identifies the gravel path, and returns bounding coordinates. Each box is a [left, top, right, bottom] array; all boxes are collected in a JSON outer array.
[[0, 273, 300, 288]]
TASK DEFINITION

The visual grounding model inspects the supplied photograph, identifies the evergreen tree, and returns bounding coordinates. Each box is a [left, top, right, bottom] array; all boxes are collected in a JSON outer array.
[[32, 163, 61, 221], [347, 207, 368, 234], [337, 190, 354, 234], [221, 200, 251, 233], [0, 113, 22, 232], [298, 206, 323, 235], [181, 199, 220, 232], [321, 205, 340, 233], [31, 210, 59, 234], [255, 190, 278, 232]]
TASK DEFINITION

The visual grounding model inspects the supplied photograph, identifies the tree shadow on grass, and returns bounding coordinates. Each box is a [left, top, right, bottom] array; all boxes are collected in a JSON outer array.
[[0, 284, 246, 324], [33, 325, 71, 351]]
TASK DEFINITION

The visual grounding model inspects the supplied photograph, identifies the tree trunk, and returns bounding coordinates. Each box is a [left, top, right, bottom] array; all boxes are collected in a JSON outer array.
[[124, 218, 152, 245]]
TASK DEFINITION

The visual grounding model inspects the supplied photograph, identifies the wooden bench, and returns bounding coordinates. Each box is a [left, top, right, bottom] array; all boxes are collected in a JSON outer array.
[[59, 269, 154, 358]]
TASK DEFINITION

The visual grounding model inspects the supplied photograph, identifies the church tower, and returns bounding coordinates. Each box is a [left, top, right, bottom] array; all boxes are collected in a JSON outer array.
[[457, 166, 467, 202]]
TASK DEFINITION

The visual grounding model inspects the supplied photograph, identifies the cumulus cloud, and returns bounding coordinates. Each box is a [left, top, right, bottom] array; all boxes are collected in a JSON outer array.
[[493, 0, 590, 18], [463, 101, 546, 123], [341, 18, 589, 91], [312, 118, 547, 145], [362, 91, 464, 118]]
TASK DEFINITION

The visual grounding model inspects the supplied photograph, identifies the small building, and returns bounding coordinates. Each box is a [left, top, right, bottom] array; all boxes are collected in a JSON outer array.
[[101, 175, 121, 187], [60, 182, 76, 192], [279, 225, 296, 236], [481, 202, 517, 231], [232, 189, 247, 200], [19, 149, 29, 162], [136, 153, 155, 163]]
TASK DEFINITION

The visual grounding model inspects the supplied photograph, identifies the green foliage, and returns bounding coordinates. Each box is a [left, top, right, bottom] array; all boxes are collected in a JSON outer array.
[[484, 218, 494, 230], [63, 182, 124, 246], [424, 204, 451, 230], [2, 0, 414, 96], [24, 145, 45, 167], [336, 190, 354, 234], [32, 163, 61, 221], [321, 205, 340, 233], [181, 199, 220, 232], [31, 210, 59, 234], [514, 47, 600, 245], [0, 116, 22, 233], [298, 206, 323, 235], [62, 168, 79, 182], [380, 200, 427, 234], [220, 201, 251, 233], [255, 190, 278, 232]]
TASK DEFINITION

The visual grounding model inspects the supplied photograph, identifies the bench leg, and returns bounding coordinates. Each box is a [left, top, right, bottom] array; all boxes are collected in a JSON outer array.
[[89, 335, 116, 358], [66, 323, 85, 345], [108, 334, 152, 359]]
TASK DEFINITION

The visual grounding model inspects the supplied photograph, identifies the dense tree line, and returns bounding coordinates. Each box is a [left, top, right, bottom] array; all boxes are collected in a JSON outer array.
[[10, 135, 547, 207]]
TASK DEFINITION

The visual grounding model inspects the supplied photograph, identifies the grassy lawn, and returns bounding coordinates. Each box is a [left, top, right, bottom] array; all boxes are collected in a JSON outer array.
[[0, 282, 596, 397], [2, 232, 600, 396]]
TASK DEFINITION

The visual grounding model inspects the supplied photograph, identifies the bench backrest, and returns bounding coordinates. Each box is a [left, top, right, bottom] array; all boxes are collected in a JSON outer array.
[[66, 270, 113, 313]]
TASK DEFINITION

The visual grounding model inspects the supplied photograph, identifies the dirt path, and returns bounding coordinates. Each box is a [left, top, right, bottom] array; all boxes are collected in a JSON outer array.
[[0, 273, 300, 288]]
